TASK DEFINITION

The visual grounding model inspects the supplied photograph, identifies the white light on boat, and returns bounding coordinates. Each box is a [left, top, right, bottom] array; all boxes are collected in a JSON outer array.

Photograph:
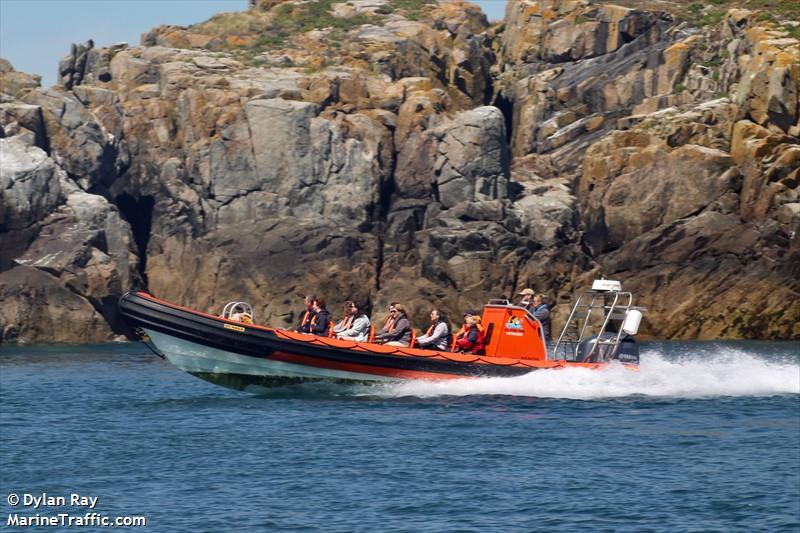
[[623, 309, 642, 335], [591, 279, 622, 292]]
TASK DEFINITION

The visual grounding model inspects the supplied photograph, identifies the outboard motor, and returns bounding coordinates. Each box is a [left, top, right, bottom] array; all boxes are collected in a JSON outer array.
[[577, 333, 640, 364]]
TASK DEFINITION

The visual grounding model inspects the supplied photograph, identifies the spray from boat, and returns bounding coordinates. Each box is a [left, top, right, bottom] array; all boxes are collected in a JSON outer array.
[[365, 348, 800, 400]]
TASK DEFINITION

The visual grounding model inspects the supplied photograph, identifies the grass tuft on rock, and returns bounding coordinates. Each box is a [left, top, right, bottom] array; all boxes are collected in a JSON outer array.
[[390, 0, 434, 21], [274, 0, 372, 33]]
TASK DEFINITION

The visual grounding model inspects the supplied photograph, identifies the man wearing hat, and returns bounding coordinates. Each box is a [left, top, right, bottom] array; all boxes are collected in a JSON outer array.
[[518, 288, 535, 311]]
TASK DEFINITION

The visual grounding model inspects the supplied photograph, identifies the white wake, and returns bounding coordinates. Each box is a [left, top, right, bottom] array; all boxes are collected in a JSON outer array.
[[366, 348, 800, 400]]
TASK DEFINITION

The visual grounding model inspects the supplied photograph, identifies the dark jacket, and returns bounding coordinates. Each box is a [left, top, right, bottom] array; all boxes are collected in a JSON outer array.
[[533, 303, 551, 340], [310, 309, 331, 336], [377, 314, 411, 345], [297, 308, 317, 333]]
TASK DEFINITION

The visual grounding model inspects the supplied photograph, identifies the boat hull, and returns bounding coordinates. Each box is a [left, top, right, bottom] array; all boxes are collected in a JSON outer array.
[[143, 328, 399, 388]]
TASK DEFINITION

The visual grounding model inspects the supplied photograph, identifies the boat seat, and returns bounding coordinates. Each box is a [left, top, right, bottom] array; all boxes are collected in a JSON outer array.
[[409, 329, 417, 347], [221, 301, 254, 323], [483, 323, 494, 345], [368, 325, 375, 342]]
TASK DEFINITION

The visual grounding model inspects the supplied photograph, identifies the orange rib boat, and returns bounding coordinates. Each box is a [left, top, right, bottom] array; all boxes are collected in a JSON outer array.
[[118, 280, 642, 391]]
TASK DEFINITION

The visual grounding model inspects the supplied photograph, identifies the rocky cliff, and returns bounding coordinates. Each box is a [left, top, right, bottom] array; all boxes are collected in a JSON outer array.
[[1, 0, 798, 343]]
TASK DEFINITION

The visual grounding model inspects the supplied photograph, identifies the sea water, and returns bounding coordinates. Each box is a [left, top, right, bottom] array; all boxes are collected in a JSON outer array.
[[0, 342, 798, 532]]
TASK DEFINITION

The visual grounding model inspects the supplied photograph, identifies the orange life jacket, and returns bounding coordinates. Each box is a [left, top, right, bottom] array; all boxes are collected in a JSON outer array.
[[337, 315, 353, 331]]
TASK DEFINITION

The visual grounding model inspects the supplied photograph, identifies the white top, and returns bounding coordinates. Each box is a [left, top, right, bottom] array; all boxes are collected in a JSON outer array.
[[417, 322, 450, 350], [592, 280, 622, 292]]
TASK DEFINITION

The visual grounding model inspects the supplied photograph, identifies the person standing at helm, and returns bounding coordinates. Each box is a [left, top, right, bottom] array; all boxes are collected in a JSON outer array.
[[518, 288, 535, 311], [532, 293, 551, 341]]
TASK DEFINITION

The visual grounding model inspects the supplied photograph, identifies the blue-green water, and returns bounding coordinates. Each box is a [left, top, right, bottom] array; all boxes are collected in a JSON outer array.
[[1, 342, 798, 532]]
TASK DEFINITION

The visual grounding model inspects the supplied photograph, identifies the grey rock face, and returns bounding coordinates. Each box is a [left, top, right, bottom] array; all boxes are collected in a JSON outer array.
[[0, 102, 47, 149], [0, 139, 65, 231], [22, 88, 128, 191], [433, 106, 509, 208], [0, 92, 139, 344], [0, 265, 113, 344]]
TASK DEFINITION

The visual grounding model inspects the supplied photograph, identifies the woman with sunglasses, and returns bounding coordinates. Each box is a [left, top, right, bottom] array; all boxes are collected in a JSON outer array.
[[374, 304, 411, 347]]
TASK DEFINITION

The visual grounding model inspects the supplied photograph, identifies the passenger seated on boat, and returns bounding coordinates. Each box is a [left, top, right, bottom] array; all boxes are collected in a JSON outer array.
[[336, 302, 371, 342], [532, 294, 551, 341], [416, 309, 450, 351], [333, 300, 355, 336], [309, 297, 331, 336], [454, 310, 482, 336], [373, 303, 398, 339], [518, 288, 535, 311], [455, 315, 485, 354], [296, 295, 317, 333], [375, 304, 411, 347]]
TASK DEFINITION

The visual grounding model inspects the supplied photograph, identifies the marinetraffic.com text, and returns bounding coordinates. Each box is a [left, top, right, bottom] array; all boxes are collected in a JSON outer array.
[[6, 492, 147, 528]]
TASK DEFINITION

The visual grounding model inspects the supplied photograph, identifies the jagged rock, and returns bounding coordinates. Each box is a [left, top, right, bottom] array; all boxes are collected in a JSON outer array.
[[58, 40, 94, 89], [22, 88, 128, 191], [0, 102, 47, 149], [580, 135, 739, 252], [0, 137, 139, 343], [0, 59, 41, 98], [501, 2, 659, 64], [732, 26, 800, 133], [498, 7, 675, 162], [12, 178, 140, 324], [432, 106, 509, 207], [0, 266, 114, 344], [732, 119, 799, 220], [598, 211, 800, 339], [510, 155, 577, 248], [0, 138, 65, 231]]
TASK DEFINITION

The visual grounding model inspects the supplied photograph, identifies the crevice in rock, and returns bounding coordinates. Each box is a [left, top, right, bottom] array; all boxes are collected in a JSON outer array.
[[115, 193, 154, 287], [493, 90, 514, 145], [372, 144, 398, 292], [431, 180, 441, 205]]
